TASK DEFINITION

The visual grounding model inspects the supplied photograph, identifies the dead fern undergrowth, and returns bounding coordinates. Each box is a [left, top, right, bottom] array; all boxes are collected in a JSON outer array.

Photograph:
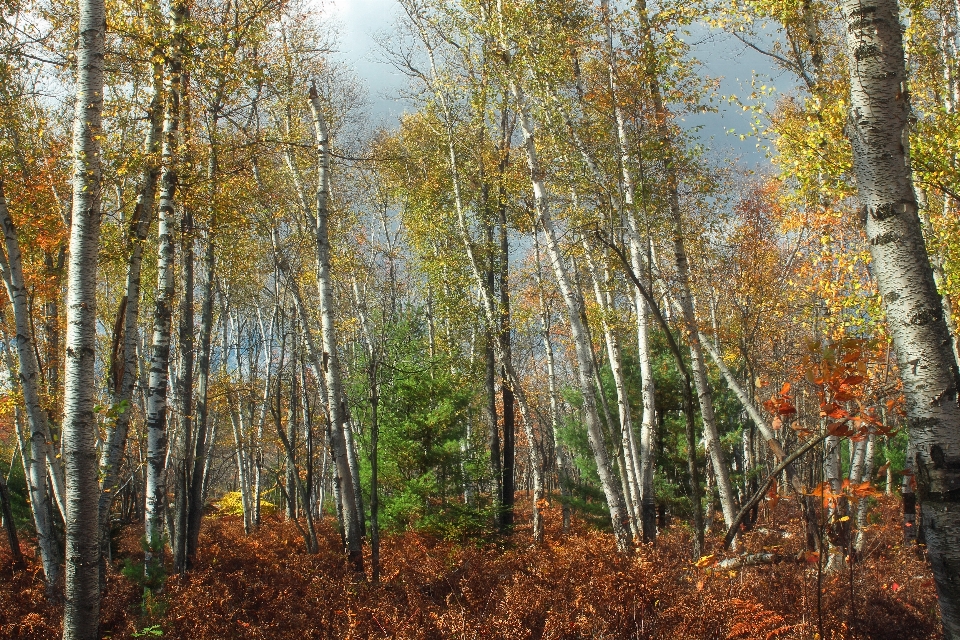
[[0, 496, 940, 639]]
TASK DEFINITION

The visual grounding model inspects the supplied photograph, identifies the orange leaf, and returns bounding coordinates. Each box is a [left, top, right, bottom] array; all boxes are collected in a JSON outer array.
[[827, 421, 853, 437], [841, 350, 862, 364], [824, 404, 849, 420], [852, 481, 878, 499]]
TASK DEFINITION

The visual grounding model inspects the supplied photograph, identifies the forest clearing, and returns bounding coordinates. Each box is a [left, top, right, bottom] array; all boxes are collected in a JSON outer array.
[[2, 0, 960, 637]]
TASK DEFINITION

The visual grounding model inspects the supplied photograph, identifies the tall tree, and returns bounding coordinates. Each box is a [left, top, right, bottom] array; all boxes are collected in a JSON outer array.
[[98, 4, 164, 580], [0, 182, 62, 594], [841, 0, 960, 635], [61, 0, 106, 635], [307, 85, 364, 571], [144, 0, 187, 568]]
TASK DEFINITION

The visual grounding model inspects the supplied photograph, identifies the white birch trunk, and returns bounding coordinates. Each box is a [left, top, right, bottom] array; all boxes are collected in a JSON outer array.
[[841, 1, 960, 633], [307, 87, 364, 571], [228, 398, 253, 533], [583, 237, 642, 537], [855, 432, 876, 551], [511, 81, 630, 552], [824, 434, 846, 571], [631, 0, 740, 530], [631, 241, 658, 542], [145, 1, 186, 567], [599, 34, 661, 534], [671, 231, 738, 529], [0, 186, 64, 592], [98, 41, 163, 575], [0, 190, 66, 521], [0, 308, 61, 593], [62, 0, 105, 633], [532, 238, 574, 533], [608, 1, 658, 540], [252, 306, 276, 529], [849, 438, 867, 483]]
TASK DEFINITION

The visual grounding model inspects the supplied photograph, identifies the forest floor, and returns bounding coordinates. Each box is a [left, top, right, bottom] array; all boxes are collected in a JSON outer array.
[[0, 496, 942, 639]]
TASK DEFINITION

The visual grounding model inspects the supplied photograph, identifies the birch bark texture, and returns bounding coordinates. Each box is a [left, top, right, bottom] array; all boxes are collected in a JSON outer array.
[[62, 0, 106, 634], [98, 38, 163, 578], [0, 182, 63, 592], [145, 0, 187, 559], [511, 82, 630, 553], [307, 85, 364, 571], [841, 0, 960, 635]]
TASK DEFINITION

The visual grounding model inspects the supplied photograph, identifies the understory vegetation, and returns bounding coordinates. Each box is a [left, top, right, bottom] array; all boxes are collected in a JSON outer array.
[[0, 499, 941, 639]]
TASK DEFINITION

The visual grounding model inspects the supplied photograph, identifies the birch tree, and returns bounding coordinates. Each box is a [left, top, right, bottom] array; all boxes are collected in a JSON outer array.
[[0, 182, 62, 594], [62, 0, 106, 634], [841, 0, 960, 634], [307, 86, 364, 571], [145, 0, 187, 567]]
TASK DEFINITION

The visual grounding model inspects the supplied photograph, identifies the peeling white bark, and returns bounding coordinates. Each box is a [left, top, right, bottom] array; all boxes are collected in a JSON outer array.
[[841, 1, 960, 633], [511, 81, 630, 552], [0, 186, 64, 593], [145, 0, 187, 566], [307, 87, 364, 570], [62, 0, 106, 633]]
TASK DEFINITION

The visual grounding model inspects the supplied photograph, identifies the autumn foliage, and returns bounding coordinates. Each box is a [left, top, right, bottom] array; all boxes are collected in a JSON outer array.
[[0, 497, 939, 639]]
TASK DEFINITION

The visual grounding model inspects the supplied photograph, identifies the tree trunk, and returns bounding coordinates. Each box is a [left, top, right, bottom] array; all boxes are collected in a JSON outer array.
[[62, 0, 106, 633], [583, 237, 642, 538], [299, 346, 315, 517], [184, 86, 224, 567], [279, 271, 348, 532], [274, 392, 318, 554], [599, 235, 705, 556], [598, 0, 651, 541], [855, 432, 876, 551], [534, 242, 572, 533], [186, 219, 216, 567], [98, 34, 163, 584], [633, 0, 739, 530], [172, 208, 194, 574], [511, 81, 630, 553], [284, 341, 297, 521], [485, 336, 501, 526], [370, 361, 380, 582], [484, 215, 502, 529], [200, 416, 217, 507], [252, 307, 276, 531], [824, 435, 847, 571], [499, 219, 517, 534], [307, 86, 364, 571], [229, 398, 253, 533], [841, 1, 960, 634], [0, 186, 63, 593], [0, 468, 24, 570], [145, 0, 186, 571], [631, 241, 658, 544], [343, 421, 365, 537], [669, 238, 737, 529]]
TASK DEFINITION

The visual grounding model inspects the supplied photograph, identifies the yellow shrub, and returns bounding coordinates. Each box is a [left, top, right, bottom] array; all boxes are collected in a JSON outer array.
[[214, 491, 277, 518]]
